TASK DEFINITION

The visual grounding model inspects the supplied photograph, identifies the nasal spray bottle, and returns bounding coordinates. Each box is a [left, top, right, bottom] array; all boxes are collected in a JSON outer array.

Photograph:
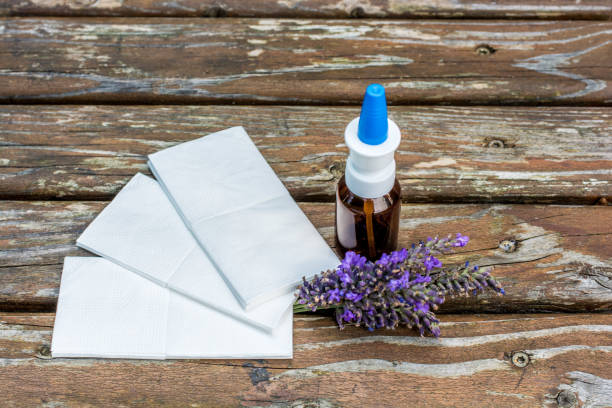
[[335, 84, 401, 260]]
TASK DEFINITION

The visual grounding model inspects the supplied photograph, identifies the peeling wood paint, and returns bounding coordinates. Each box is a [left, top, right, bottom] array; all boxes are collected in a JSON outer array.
[[413, 157, 457, 168], [0, 4, 610, 407], [28, 0, 123, 9], [485, 390, 535, 400], [2, 0, 611, 19], [0, 312, 610, 406], [514, 41, 610, 99], [0, 19, 610, 104], [1, 201, 610, 312], [1, 105, 610, 202], [276, 358, 512, 379], [276, 346, 611, 379], [0, 328, 49, 343], [555, 371, 612, 408], [295, 325, 612, 351]]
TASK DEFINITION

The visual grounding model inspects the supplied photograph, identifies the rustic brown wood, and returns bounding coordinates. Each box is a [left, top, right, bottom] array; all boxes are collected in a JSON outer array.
[[0, 4, 609, 407], [1, 19, 611, 105], [1, 0, 611, 19], [1, 105, 610, 203], [1, 312, 610, 407], [1, 200, 610, 312]]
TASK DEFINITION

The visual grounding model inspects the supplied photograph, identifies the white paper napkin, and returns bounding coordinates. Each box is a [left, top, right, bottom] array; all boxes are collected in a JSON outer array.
[[148, 126, 339, 309], [52, 257, 293, 359], [77, 173, 293, 332]]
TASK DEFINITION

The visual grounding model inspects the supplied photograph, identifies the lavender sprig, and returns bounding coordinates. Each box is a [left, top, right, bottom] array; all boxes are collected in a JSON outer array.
[[295, 233, 504, 337]]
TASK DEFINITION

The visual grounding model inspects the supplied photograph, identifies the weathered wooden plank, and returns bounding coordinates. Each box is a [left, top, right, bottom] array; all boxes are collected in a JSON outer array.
[[1, 200, 610, 312], [1, 19, 611, 104], [2, 0, 612, 19], [0, 312, 610, 407], [1, 105, 610, 203]]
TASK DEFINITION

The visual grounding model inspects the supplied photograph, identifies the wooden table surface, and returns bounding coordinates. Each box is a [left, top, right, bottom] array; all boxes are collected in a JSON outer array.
[[1, 1, 611, 407]]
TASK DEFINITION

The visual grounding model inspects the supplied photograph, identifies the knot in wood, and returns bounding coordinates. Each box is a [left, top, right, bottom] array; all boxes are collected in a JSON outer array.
[[350, 7, 366, 18], [36, 344, 52, 359], [475, 44, 496, 55], [499, 239, 518, 253], [556, 390, 577, 408], [511, 351, 529, 368], [487, 139, 505, 148]]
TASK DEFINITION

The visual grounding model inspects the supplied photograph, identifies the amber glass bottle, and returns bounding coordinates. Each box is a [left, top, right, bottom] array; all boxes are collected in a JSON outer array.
[[336, 176, 401, 260], [334, 84, 401, 261]]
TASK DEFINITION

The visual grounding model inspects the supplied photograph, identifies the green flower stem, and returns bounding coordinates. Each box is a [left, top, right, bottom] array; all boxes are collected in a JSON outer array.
[[293, 302, 337, 314]]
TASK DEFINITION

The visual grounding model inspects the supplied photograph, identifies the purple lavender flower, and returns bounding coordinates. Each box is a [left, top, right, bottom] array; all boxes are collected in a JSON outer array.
[[341, 308, 355, 322], [337, 269, 353, 285], [411, 274, 431, 285], [376, 253, 392, 267], [296, 233, 504, 337], [340, 251, 367, 270], [453, 233, 469, 247], [423, 255, 442, 271], [390, 248, 409, 264], [327, 288, 341, 303], [345, 291, 363, 302], [387, 275, 406, 292], [414, 302, 430, 314]]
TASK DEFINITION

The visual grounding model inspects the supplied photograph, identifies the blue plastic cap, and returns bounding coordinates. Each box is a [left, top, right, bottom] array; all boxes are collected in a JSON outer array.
[[357, 84, 388, 145]]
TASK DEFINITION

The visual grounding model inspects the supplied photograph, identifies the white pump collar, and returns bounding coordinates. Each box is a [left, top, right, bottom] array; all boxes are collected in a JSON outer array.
[[344, 117, 401, 199]]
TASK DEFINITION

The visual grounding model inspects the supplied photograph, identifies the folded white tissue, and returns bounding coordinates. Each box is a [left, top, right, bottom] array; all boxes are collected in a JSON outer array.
[[52, 257, 293, 359], [149, 126, 339, 309], [77, 173, 293, 332]]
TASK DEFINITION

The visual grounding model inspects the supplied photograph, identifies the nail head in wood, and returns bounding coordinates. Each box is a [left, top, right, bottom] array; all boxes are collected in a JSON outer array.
[[36, 344, 52, 359], [510, 351, 529, 368], [207, 5, 226, 17], [487, 139, 505, 148], [350, 7, 365, 18], [475, 44, 496, 55], [556, 390, 577, 408], [499, 239, 518, 253]]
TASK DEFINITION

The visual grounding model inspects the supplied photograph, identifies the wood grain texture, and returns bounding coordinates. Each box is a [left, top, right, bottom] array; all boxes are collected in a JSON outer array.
[[2, 0, 612, 19], [0, 312, 611, 407], [1, 105, 610, 203], [1, 200, 610, 312], [1, 19, 611, 105]]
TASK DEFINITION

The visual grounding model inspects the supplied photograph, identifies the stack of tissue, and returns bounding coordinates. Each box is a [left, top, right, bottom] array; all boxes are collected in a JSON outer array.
[[52, 126, 339, 359]]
